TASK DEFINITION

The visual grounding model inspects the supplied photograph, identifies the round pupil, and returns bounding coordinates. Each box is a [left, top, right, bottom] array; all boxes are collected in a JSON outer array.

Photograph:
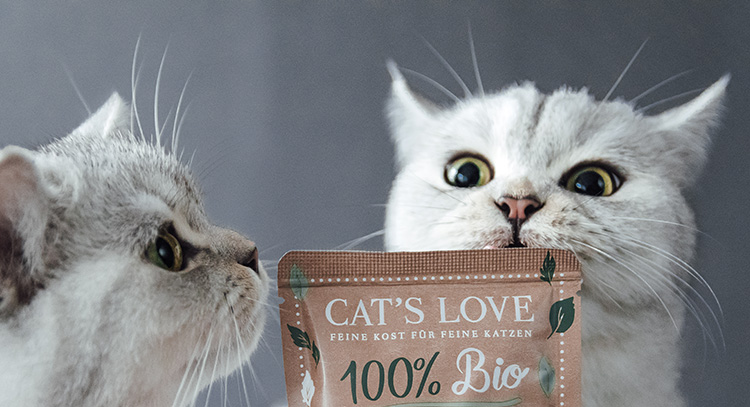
[[155, 236, 175, 269], [574, 171, 606, 196], [455, 162, 481, 187]]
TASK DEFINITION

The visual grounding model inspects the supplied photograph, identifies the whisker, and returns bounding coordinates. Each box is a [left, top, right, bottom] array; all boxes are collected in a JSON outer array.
[[615, 242, 723, 351], [230, 309, 253, 405], [62, 63, 91, 114], [171, 333, 207, 407], [604, 231, 723, 317], [420, 35, 472, 98], [608, 215, 715, 241], [572, 238, 679, 331], [636, 88, 704, 113], [336, 229, 385, 250], [468, 22, 484, 98], [173, 71, 193, 153], [175, 101, 193, 151], [202, 335, 224, 407], [410, 173, 467, 205], [155, 43, 170, 149], [603, 39, 648, 102], [131, 35, 146, 142], [630, 70, 693, 105], [189, 327, 215, 406], [400, 67, 461, 103]]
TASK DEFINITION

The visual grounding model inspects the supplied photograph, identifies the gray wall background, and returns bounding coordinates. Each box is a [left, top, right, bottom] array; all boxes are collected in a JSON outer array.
[[0, 1, 747, 405]]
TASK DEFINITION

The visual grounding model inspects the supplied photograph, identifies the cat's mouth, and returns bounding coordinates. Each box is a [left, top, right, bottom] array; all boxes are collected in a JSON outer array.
[[482, 238, 527, 249]]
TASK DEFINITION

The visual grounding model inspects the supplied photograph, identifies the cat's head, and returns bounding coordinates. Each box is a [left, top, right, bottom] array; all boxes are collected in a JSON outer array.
[[384, 62, 727, 306], [0, 94, 269, 405]]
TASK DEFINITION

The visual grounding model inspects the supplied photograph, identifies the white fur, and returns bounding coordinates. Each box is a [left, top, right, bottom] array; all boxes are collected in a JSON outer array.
[[0, 93, 270, 406], [384, 66, 727, 406]]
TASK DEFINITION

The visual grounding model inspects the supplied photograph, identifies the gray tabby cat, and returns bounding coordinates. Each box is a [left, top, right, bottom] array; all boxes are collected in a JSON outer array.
[[384, 60, 727, 406], [0, 93, 269, 406]]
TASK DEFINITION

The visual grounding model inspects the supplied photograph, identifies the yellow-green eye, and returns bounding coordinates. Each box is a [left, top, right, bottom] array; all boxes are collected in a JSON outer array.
[[564, 165, 621, 196], [147, 231, 183, 272], [445, 155, 493, 188]]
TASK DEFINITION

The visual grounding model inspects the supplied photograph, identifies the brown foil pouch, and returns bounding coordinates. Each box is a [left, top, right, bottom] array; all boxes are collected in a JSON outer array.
[[278, 249, 582, 407]]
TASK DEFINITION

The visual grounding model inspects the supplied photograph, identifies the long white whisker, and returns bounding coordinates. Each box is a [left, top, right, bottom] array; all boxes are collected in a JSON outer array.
[[155, 43, 169, 149], [131, 35, 146, 142], [173, 72, 193, 153], [563, 245, 626, 310], [400, 67, 461, 103], [420, 36, 472, 98], [171, 335, 207, 407], [608, 215, 713, 238], [637, 88, 704, 113], [175, 102, 193, 152], [336, 229, 385, 250], [468, 23, 484, 98], [601, 230, 723, 317], [630, 70, 692, 105], [230, 307, 252, 405], [604, 38, 648, 102], [189, 327, 215, 405], [572, 238, 679, 331], [179, 332, 214, 407], [62, 63, 91, 114], [615, 242, 723, 350], [202, 335, 224, 407]]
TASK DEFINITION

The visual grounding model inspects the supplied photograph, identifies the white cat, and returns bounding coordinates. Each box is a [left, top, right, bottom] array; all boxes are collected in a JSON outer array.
[[384, 61, 727, 406], [0, 93, 269, 406]]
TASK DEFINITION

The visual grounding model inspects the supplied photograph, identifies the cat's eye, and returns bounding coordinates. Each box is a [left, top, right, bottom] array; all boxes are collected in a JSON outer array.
[[444, 155, 493, 188], [146, 231, 183, 272], [563, 165, 621, 197]]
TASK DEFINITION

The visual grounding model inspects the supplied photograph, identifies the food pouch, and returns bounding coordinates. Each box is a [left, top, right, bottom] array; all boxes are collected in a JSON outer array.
[[278, 249, 582, 407]]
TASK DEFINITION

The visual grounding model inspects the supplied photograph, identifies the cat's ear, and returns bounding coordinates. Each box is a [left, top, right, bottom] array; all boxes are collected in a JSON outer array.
[[69, 92, 131, 139], [0, 146, 49, 313], [647, 75, 729, 188], [386, 60, 440, 166]]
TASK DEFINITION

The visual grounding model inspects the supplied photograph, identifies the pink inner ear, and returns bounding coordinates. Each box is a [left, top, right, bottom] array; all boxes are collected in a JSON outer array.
[[0, 152, 39, 225]]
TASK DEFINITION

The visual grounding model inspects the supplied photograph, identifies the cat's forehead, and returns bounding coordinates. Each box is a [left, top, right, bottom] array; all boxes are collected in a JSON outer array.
[[436, 84, 643, 172], [42, 132, 207, 228]]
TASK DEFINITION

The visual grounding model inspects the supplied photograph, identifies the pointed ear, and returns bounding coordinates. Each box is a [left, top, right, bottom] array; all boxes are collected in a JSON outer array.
[[385, 60, 439, 167], [0, 147, 48, 314], [68, 92, 131, 139], [647, 75, 729, 189]]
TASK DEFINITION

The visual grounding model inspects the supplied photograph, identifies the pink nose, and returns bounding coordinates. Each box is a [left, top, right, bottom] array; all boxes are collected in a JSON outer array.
[[496, 196, 542, 221]]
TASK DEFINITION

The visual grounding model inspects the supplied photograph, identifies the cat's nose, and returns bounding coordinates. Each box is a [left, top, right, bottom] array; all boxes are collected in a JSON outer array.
[[238, 245, 260, 274], [495, 196, 542, 224]]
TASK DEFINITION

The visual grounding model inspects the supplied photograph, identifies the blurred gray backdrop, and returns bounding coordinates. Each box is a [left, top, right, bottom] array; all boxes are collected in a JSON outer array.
[[0, 1, 747, 406]]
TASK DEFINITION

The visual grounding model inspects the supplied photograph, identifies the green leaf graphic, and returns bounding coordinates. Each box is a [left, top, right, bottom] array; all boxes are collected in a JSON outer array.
[[539, 251, 556, 285], [311, 341, 321, 366], [548, 297, 575, 339], [538, 356, 555, 397], [287, 324, 312, 349], [290, 264, 309, 300]]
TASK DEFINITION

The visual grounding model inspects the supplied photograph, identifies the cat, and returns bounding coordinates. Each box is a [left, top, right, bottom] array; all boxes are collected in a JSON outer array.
[[0, 93, 270, 406], [383, 59, 727, 406]]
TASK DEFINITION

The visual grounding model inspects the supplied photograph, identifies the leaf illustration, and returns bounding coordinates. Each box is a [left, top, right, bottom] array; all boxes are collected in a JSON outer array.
[[287, 324, 312, 349], [311, 341, 321, 366], [539, 251, 556, 285], [301, 370, 315, 406], [547, 297, 575, 339], [290, 264, 309, 300], [538, 356, 555, 397]]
